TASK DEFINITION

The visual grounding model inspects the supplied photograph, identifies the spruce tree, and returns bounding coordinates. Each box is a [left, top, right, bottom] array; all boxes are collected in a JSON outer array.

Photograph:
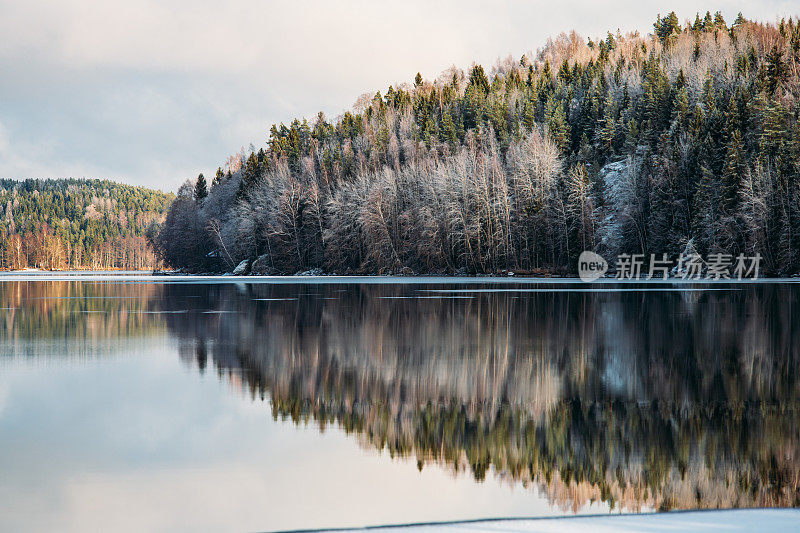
[[467, 65, 490, 94], [693, 14, 703, 32], [213, 167, 224, 187], [598, 103, 618, 156], [654, 12, 681, 44], [441, 110, 458, 148], [523, 96, 535, 132], [544, 95, 570, 152], [722, 130, 746, 211], [194, 174, 208, 203], [765, 45, 786, 95], [623, 118, 639, 153]]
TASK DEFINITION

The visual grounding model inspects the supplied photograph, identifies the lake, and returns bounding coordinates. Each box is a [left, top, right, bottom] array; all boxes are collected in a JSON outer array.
[[1, 276, 799, 532]]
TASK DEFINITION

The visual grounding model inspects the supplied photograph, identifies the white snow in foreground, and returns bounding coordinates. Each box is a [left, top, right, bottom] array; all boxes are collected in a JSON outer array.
[[326, 509, 800, 533]]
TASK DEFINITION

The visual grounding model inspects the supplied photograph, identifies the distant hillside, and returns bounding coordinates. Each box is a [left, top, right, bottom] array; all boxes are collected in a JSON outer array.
[[157, 12, 800, 275], [0, 178, 174, 270]]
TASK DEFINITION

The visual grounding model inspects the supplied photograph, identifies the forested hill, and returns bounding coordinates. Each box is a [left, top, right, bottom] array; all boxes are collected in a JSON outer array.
[[0, 178, 174, 270], [157, 12, 800, 275]]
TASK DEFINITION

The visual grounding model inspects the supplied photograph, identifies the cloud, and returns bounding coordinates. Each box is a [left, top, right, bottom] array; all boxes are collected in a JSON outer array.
[[0, 0, 796, 190]]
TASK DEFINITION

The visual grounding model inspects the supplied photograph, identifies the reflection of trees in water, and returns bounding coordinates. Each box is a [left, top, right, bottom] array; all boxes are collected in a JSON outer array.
[[162, 283, 800, 512], [0, 281, 166, 357]]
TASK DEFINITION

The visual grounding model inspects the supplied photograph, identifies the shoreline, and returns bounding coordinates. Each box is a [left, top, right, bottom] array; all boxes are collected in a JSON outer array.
[[283, 509, 800, 533], [2, 271, 800, 284]]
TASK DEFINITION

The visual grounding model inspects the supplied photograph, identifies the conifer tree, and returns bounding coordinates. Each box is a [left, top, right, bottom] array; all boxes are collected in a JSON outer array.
[[654, 12, 681, 44], [597, 103, 618, 155], [441, 110, 458, 148], [194, 174, 208, 203], [693, 14, 703, 32], [765, 45, 786, 95], [213, 167, 224, 187], [544, 95, 570, 152], [721, 130, 746, 211], [523, 97, 536, 132], [467, 65, 490, 94], [703, 11, 713, 29]]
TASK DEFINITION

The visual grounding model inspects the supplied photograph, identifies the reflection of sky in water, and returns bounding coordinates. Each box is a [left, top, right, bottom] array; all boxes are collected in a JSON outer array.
[[3, 278, 799, 532], [0, 338, 606, 533]]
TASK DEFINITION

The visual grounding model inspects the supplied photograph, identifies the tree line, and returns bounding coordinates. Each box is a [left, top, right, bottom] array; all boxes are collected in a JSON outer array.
[[156, 12, 800, 275], [0, 178, 174, 270]]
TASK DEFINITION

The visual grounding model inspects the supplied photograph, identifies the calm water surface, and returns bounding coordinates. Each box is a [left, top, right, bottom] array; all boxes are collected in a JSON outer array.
[[1, 277, 799, 532]]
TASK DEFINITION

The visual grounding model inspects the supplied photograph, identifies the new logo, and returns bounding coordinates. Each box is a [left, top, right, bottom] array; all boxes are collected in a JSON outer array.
[[578, 251, 608, 282]]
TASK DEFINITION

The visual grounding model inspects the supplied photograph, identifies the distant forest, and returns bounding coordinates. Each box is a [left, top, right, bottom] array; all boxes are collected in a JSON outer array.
[[156, 12, 800, 275], [0, 179, 174, 270]]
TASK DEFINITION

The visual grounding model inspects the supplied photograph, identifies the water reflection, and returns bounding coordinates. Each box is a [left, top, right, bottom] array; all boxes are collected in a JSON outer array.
[[2, 280, 799, 516], [0, 281, 166, 358], [158, 282, 800, 513]]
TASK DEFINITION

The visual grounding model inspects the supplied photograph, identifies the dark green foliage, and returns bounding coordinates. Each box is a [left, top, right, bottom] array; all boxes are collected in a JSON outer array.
[[467, 65, 491, 94], [194, 173, 208, 202], [765, 45, 787, 95], [654, 12, 681, 44]]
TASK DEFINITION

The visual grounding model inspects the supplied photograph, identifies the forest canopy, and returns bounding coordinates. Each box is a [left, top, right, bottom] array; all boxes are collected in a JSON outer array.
[[0, 178, 174, 270], [156, 12, 800, 275]]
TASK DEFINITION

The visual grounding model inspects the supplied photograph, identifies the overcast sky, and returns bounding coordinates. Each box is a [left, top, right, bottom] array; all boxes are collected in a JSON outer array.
[[0, 1, 795, 192]]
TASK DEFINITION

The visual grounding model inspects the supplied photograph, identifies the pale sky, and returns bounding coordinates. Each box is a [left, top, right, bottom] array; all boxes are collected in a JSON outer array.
[[0, 1, 795, 192]]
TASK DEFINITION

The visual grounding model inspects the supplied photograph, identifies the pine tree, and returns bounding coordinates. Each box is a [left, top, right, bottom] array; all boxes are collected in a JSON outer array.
[[213, 167, 224, 187], [623, 118, 640, 153], [463, 83, 484, 130], [654, 12, 681, 44], [440, 109, 458, 148], [194, 174, 208, 203], [765, 45, 786, 95], [703, 11, 713, 29], [467, 65, 490, 94], [693, 14, 703, 32], [672, 86, 690, 129], [761, 97, 788, 158], [722, 130, 746, 211], [597, 103, 618, 155], [236, 152, 260, 199], [522, 96, 535, 132], [544, 95, 570, 152]]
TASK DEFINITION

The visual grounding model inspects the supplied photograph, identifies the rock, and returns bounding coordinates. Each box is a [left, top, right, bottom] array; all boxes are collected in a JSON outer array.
[[232, 259, 249, 275], [294, 268, 324, 276], [250, 254, 273, 275]]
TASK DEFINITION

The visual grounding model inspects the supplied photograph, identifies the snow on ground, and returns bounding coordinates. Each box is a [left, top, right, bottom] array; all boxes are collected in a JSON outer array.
[[320, 509, 800, 533]]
